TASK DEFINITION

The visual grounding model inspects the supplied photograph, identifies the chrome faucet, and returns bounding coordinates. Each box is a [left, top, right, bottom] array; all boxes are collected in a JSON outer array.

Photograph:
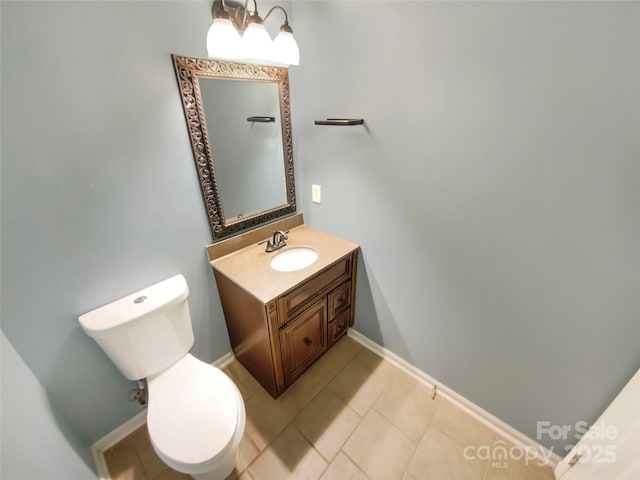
[[264, 230, 288, 252]]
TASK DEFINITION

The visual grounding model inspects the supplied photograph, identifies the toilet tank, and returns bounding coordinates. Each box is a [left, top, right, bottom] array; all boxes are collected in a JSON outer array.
[[79, 274, 195, 380]]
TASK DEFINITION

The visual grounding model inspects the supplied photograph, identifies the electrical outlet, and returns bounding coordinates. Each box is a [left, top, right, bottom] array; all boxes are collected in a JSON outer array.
[[312, 184, 322, 204]]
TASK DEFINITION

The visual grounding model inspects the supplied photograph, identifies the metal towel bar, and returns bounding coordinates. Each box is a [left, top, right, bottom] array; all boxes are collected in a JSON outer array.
[[314, 118, 364, 126], [247, 116, 276, 123]]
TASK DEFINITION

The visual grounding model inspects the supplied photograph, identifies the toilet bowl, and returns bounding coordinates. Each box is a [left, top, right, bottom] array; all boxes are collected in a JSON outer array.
[[78, 274, 245, 479], [146, 354, 246, 479]]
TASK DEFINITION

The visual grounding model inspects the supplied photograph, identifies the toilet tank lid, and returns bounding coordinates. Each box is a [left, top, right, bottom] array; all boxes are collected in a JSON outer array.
[[78, 274, 189, 335]]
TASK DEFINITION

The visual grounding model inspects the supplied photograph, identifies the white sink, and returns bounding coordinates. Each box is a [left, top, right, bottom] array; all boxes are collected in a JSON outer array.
[[270, 247, 318, 272]]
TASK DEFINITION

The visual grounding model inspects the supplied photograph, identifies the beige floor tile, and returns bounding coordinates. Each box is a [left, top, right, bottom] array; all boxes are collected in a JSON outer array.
[[275, 335, 364, 416], [347, 347, 403, 382], [224, 361, 264, 402], [406, 425, 486, 480], [104, 441, 147, 480], [311, 335, 363, 378], [248, 425, 327, 480], [226, 464, 257, 480], [343, 409, 416, 480], [236, 434, 260, 473], [155, 469, 191, 479], [294, 389, 361, 461], [320, 452, 369, 480], [126, 426, 167, 479], [483, 459, 555, 480], [482, 437, 555, 480], [401, 473, 418, 480], [373, 376, 440, 443], [326, 360, 386, 416], [431, 398, 496, 447], [276, 363, 334, 415], [244, 387, 297, 451]]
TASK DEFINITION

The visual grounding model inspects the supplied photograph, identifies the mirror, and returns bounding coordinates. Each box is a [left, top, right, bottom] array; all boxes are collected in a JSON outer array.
[[172, 55, 296, 240]]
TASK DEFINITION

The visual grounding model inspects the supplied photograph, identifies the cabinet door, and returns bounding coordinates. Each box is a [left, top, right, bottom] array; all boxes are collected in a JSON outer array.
[[280, 300, 327, 382], [328, 308, 350, 346]]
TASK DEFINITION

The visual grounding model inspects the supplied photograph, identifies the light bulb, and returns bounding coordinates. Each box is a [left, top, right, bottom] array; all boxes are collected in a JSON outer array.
[[271, 30, 300, 66], [242, 22, 272, 61], [206, 17, 242, 60]]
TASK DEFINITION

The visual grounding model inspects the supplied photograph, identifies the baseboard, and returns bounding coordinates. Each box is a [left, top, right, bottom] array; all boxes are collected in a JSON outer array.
[[90, 351, 236, 480], [91, 411, 146, 480], [347, 329, 562, 468]]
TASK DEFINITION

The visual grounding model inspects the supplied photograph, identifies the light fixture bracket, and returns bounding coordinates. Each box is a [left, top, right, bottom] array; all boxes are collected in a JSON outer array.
[[213, 0, 251, 32]]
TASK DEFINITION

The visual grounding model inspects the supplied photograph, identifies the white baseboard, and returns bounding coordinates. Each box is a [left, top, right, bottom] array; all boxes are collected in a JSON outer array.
[[347, 329, 562, 468], [90, 351, 236, 480], [91, 411, 147, 480]]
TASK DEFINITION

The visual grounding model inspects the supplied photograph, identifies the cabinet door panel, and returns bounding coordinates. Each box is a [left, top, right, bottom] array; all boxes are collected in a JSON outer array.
[[280, 301, 327, 382]]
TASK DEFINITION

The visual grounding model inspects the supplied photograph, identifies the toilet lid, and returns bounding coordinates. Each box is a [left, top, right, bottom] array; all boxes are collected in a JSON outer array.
[[146, 354, 240, 466]]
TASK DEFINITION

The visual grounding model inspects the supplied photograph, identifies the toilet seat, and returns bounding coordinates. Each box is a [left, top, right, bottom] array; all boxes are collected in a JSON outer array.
[[146, 354, 244, 475]]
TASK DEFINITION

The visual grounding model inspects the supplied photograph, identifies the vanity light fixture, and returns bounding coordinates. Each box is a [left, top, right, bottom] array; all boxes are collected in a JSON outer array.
[[206, 0, 300, 66]]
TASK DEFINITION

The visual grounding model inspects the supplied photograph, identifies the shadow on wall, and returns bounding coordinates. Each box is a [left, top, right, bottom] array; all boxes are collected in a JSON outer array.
[[353, 253, 413, 363], [45, 328, 143, 470]]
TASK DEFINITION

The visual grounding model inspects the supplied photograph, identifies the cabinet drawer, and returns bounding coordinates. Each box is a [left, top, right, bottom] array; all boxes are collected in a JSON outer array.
[[279, 256, 351, 324], [280, 300, 327, 381], [328, 281, 351, 320], [328, 308, 350, 346]]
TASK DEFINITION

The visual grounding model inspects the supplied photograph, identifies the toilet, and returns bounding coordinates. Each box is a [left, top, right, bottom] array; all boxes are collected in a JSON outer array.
[[79, 274, 245, 480]]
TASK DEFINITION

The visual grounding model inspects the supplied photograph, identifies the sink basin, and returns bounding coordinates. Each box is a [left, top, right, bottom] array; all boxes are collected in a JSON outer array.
[[270, 247, 318, 272]]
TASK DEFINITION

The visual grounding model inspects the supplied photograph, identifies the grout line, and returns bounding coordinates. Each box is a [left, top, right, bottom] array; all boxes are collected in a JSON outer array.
[[346, 329, 561, 468], [340, 447, 374, 480]]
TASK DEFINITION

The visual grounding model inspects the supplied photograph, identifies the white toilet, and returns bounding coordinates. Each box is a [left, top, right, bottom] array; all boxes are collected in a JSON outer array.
[[79, 274, 245, 480]]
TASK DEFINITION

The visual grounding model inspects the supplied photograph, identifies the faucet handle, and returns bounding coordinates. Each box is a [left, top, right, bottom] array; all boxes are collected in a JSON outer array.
[[272, 230, 288, 245]]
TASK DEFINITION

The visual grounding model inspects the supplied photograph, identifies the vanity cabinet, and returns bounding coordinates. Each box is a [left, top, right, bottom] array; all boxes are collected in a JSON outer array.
[[213, 247, 358, 397]]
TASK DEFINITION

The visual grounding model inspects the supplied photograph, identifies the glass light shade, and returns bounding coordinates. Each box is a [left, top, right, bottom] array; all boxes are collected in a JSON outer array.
[[206, 18, 242, 60], [271, 30, 300, 66], [242, 22, 272, 61]]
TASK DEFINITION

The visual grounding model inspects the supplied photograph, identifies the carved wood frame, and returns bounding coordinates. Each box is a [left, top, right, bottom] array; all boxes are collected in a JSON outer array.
[[172, 55, 296, 240]]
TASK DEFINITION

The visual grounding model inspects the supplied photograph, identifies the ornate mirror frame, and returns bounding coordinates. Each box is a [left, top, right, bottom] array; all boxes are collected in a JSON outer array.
[[172, 54, 296, 240]]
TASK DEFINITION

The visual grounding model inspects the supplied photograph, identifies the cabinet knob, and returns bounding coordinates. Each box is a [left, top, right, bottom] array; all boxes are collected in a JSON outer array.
[[303, 337, 312, 346]]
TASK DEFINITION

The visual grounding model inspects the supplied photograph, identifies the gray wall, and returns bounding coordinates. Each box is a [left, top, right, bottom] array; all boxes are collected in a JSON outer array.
[[1, 333, 94, 479], [290, 1, 640, 455], [0, 0, 229, 460], [1, 0, 292, 467]]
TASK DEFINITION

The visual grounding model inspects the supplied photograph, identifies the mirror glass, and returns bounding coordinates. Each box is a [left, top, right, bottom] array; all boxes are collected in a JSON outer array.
[[172, 55, 295, 240], [200, 79, 287, 219]]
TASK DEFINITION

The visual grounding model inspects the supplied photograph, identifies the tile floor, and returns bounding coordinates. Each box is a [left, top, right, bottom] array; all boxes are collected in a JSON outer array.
[[104, 336, 555, 480]]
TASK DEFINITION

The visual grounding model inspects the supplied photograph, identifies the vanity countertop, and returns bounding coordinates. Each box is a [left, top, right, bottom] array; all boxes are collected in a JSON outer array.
[[210, 225, 359, 304]]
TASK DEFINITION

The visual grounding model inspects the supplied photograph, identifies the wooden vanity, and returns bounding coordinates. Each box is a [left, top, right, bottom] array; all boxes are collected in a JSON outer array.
[[206, 214, 359, 397]]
